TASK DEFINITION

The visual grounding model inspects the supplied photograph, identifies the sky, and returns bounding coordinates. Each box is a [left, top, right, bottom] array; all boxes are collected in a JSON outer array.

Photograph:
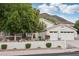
[[32, 3, 79, 23]]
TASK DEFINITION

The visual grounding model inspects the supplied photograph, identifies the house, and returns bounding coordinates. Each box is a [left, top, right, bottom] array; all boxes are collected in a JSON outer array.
[[39, 14, 77, 41], [45, 24, 77, 41], [33, 22, 77, 41]]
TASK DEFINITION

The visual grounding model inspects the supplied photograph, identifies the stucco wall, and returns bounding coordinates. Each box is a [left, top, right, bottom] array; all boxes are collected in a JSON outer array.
[[0, 41, 66, 49]]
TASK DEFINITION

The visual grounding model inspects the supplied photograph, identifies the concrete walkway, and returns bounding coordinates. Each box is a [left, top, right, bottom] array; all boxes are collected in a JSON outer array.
[[0, 48, 79, 56]]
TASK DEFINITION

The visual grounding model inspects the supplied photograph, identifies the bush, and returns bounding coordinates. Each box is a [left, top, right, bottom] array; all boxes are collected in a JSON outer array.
[[25, 43, 31, 48], [57, 45, 61, 48], [46, 43, 52, 48], [1, 44, 7, 49]]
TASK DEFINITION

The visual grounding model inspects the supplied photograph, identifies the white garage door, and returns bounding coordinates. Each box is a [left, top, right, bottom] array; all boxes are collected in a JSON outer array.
[[60, 31, 74, 40], [50, 31, 58, 40]]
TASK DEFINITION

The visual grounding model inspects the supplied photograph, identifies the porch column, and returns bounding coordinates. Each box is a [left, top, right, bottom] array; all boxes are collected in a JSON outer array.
[[2, 35, 6, 42], [14, 34, 16, 41], [2, 32, 6, 42]]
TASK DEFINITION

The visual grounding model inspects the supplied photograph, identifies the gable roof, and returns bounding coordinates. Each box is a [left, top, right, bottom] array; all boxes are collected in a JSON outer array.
[[46, 24, 77, 31]]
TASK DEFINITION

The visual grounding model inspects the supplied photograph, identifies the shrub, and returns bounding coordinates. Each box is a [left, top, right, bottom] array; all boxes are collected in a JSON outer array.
[[46, 43, 52, 48], [57, 45, 61, 48], [1, 44, 7, 49], [25, 43, 31, 48]]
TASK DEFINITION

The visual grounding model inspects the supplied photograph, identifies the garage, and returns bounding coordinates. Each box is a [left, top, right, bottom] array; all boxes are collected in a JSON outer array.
[[49, 31, 58, 40], [60, 31, 74, 40], [46, 24, 77, 41]]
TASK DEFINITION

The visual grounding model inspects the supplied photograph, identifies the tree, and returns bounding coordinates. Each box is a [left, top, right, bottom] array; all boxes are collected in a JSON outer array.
[[0, 3, 46, 41], [74, 20, 79, 34]]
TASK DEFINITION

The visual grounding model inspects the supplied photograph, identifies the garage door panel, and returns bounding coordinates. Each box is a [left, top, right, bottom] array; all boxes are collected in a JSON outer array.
[[60, 32, 74, 40], [50, 33, 58, 40]]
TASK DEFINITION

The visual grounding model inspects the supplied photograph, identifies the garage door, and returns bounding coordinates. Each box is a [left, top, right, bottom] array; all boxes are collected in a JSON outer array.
[[50, 31, 58, 40], [60, 31, 74, 40]]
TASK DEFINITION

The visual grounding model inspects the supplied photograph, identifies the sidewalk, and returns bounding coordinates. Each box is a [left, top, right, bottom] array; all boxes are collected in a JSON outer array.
[[0, 48, 79, 56]]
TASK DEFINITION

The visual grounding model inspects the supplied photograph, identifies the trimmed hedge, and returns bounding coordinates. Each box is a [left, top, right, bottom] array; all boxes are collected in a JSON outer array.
[[25, 43, 31, 48], [1, 44, 7, 49], [46, 43, 52, 48]]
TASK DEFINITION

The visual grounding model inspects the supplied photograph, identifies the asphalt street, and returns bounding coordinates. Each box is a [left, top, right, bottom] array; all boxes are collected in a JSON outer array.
[[24, 51, 79, 56]]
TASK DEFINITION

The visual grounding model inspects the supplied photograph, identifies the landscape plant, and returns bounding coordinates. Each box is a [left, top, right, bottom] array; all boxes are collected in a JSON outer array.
[[0, 3, 46, 40], [25, 43, 31, 48], [46, 43, 52, 48], [1, 44, 7, 49]]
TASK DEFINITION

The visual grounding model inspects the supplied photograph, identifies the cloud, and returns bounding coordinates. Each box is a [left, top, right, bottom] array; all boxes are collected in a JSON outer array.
[[37, 3, 79, 22], [59, 4, 79, 14], [38, 3, 79, 14], [38, 4, 58, 15]]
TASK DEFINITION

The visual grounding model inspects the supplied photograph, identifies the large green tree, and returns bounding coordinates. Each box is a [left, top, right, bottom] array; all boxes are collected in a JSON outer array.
[[74, 20, 79, 33], [0, 4, 45, 33], [0, 3, 46, 40]]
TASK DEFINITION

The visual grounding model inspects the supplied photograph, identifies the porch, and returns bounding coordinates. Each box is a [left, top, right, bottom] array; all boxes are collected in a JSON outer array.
[[0, 32, 47, 42]]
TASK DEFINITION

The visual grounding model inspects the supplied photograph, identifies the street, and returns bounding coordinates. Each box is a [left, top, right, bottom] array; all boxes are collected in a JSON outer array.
[[25, 51, 79, 56]]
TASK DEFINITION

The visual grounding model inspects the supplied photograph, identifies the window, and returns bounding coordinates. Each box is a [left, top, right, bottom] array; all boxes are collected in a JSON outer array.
[[45, 35, 50, 39], [70, 32, 74, 33], [61, 31, 74, 33], [50, 31, 57, 33], [61, 31, 64, 33]]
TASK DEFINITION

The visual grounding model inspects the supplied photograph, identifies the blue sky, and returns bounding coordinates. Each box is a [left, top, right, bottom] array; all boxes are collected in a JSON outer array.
[[32, 3, 79, 23]]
